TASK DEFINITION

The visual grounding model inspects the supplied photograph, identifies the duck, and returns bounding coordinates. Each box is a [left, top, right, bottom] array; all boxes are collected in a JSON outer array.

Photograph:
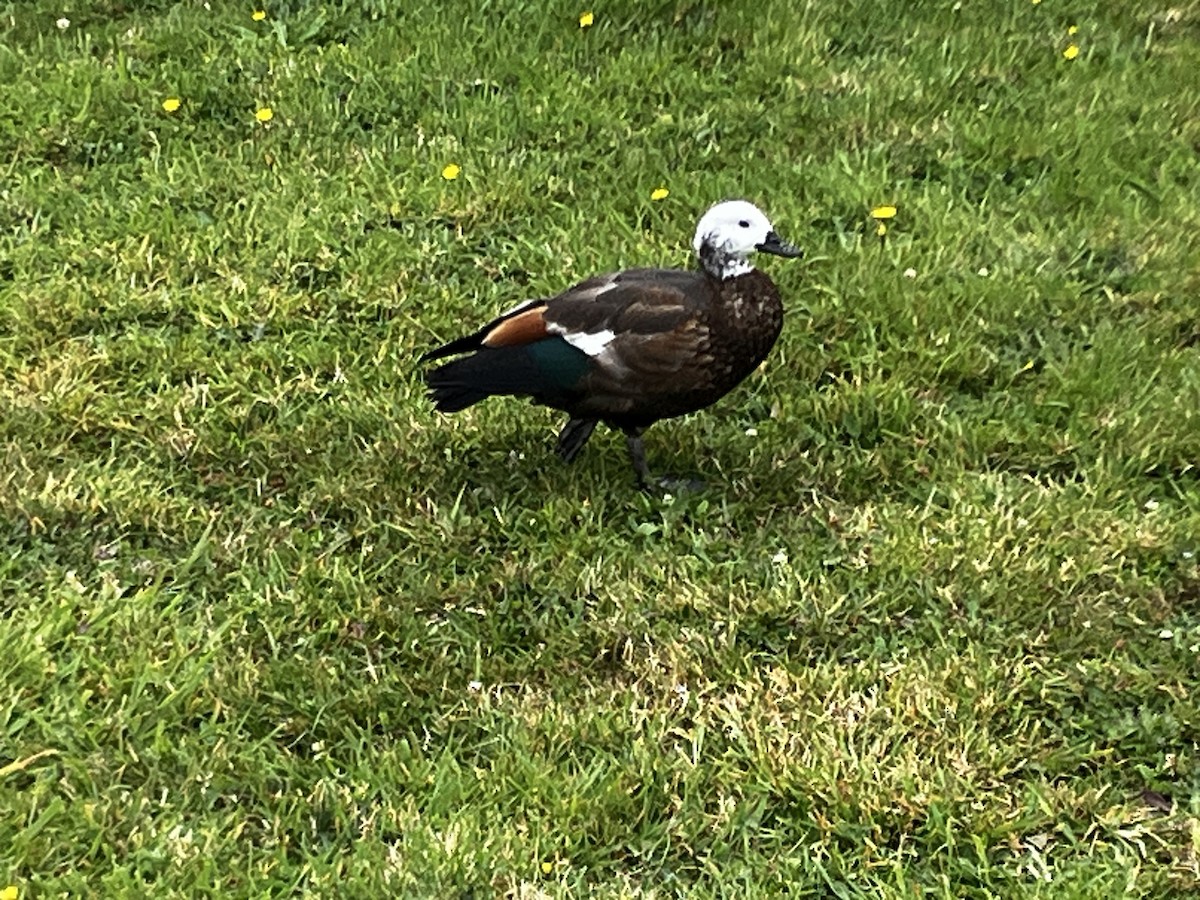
[[420, 199, 802, 487]]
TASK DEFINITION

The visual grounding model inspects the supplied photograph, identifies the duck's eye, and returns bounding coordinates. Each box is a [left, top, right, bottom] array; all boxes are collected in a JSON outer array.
[[738, 220, 750, 228]]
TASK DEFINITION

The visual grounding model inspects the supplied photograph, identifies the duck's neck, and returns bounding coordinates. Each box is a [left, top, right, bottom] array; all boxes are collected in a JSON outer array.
[[698, 242, 754, 280]]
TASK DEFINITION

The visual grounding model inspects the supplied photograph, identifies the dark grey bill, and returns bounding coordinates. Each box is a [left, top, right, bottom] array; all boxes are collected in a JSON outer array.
[[756, 231, 803, 258]]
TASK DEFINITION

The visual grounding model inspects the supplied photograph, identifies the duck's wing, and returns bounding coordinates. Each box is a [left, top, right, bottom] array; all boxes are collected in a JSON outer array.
[[428, 268, 711, 368], [542, 269, 712, 374], [421, 269, 716, 416]]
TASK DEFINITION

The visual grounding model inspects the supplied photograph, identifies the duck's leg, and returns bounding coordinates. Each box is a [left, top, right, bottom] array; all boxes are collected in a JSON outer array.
[[625, 427, 706, 492], [556, 417, 598, 463], [623, 427, 654, 486]]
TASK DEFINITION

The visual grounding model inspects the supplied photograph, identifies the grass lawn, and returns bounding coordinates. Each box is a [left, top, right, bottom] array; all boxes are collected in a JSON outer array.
[[2, 0, 1199, 896]]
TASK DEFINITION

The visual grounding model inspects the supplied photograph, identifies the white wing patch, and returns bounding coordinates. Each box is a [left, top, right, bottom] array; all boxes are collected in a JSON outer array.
[[558, 327, 616, 357]]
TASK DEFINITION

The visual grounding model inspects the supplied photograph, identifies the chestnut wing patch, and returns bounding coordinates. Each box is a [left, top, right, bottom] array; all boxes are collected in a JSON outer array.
[[481, 304, 551, 348], [420, 299, 549, 362]]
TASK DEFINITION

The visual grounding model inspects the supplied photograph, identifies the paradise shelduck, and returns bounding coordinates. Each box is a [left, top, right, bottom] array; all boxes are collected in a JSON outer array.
[[420, 199, 802, 487]]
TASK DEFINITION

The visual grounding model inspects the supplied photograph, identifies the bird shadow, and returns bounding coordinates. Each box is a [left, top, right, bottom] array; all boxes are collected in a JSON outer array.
[[416, 418, 719, 503]]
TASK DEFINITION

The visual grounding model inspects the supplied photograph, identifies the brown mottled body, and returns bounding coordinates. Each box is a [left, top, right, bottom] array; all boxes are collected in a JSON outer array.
[[563, 269, 784, 429]]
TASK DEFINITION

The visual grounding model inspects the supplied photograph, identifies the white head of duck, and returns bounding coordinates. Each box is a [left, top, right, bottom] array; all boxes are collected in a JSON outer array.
[[692, 199, 802, 280]]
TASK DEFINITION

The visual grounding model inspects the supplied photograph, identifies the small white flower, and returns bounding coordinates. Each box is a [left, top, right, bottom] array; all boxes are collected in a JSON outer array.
[[745, 427, 758, 437], [1158, 629, 1174, 640], [56, 16, 70, 29], [772, 549, 788, 565], [1144, 499, 1160, 511], [903, 267, 917, 278], [468, 680, 483, 692], [1182, 550, 1195, 559], [977, 266, 990, 277]]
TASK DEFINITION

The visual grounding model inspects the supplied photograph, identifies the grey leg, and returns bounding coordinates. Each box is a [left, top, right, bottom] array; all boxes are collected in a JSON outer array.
[[557, 417, 598, 463], [626, 427, 705, 492], [624, 429, 654, 486], [559, 420, 600, 465]]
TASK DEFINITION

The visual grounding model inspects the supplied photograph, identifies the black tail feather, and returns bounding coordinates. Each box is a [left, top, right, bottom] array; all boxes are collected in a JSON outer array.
[[425, 378, 490, 413], [424, 347, 549, 413]]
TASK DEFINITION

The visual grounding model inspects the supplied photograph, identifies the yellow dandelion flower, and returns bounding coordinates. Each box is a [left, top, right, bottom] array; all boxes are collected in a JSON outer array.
[[252, 9, 266, 21], [650, 187, 669, 201], [255, 106, 274, 122], [161, 97, 181, 113], [579, 11, 594, 28], [1067, 24, 1078, 35], [442, 163, 461, 180], [870, 205, 897, 220], [1063, 44, 1080, 60], [1030, 0, 1041, 4], [1, 887, 17, 900], [541, 861, 554, 875]]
